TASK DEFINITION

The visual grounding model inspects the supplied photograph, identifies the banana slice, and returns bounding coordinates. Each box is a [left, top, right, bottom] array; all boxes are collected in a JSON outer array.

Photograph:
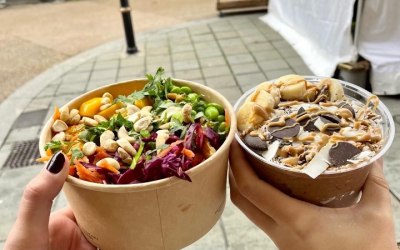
[[275, 74, 305, 87], [255, 81, 281, 107], [246, 89, 275, 112], [328, 79, 344, 101], [237, 102, 269, 132], [280, 81, 307, 101]]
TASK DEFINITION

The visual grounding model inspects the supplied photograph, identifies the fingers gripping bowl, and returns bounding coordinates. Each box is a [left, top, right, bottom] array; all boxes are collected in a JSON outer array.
[[234, 75, 395, 207], [39, 69, 236, 250]]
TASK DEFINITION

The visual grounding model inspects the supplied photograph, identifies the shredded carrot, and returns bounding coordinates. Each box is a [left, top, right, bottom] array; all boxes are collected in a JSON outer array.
[[69, 165, 76, 175], [53, 106, 61, 120], [96, 161, 120, 174], [36, 155, 51, 163], [182, 148, 195, 159], [74, 160, 103, 183], [224, 108, 230, 125], [46, 148, 53, 156], [93, 147, 110, 164], [157, 140, 183, 158]]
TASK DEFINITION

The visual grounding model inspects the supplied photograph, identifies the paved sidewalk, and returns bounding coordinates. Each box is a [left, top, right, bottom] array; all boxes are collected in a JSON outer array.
[[1, 14, 400, 249]]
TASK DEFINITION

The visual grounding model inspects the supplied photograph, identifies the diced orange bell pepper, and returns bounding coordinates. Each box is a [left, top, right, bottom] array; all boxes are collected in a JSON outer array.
[[97, 102, 124, 119], [53, 106, 61, 120], [74, 160, 103, 183], [79, 97, 102, 118], [134, 97, 152, 109], [93, 147, 110, 164], [69, 165, 77, 175], [182, 148, 195, 159]]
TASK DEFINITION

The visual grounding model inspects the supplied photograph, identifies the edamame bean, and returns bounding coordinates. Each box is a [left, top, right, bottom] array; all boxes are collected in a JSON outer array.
[[217, 115, 225, 123], [205, 106, 219, 121], [171, 86, 181, 94], [218, 122, 227, 133], [180, 86, 192, 94], [206, 103, 224, 115]]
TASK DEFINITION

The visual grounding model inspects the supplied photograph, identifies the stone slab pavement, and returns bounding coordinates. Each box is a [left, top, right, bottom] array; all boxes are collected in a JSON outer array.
[[1, 13, 400, 249]]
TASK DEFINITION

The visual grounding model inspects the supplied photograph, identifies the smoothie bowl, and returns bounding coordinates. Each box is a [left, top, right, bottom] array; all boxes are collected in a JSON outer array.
[[39, 68, 236, 250], [234, 75, 394, 208]]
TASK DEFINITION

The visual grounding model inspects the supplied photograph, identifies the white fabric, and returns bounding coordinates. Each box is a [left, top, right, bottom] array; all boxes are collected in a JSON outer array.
[[260, 0, 357, 77], [358, 0, 400, 95]]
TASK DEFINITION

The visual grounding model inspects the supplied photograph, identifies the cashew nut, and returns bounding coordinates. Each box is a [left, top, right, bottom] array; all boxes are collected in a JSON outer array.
[[100, 103, 112, 111], [128, 112, 141, 123], [182, 103, 192, 123], [101, 97, 111, 105], [82, 142, 97, 156], [68, 114, 81, 125], [134, 116, 152, 132], [117, 126, 135, 143], [52, 132, 65, 141], [96, 157, 120, 170], [70, 108, 79, 117], [118, 148, 133, 165], [102, 92, 114, 101], [100, 130, 115, 146], [94, 115, 107, 123], [82, 117, 99, 127], [247, 89, 275, 112], [102, 139, 118, 152], [127, 104, 140, 115], [117, 138, 136, 156], [59, 106, 70, 122], [159, 122, 171, 130], [52, 120, 68, 132], [156, 130, 170, 149], [140, 106, 153, 117]]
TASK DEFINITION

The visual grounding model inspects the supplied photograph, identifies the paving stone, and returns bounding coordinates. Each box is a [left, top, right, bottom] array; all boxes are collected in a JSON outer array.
[[117, 75, 145, 82], [86, 80, 115, 91], [72, 61, 94, 72], [173, 69, 203, 80], [202, 65, 231, 78], [226, 54, 255, 65], [293, 65, 314, 75], [172, 51, 197, 61], [252, 50, 283, 62], [188, 25, 211, 36], [215, 31, 239, 40], [242, 35, 267, 45], [259, 59, 290, 71], [118, 67, 146, 78], [146, 64, 171, 74], [194, 41, 220, 51], [146, 46, 169, 56], [36, 84, 58, 98], [0, 165, 42, 241], [272, 39, 292, 49], [89, 69, 118, 81], [191, 34, 215, 43], [277, 47, 299, 57], [173, 60, 200, 71], [171, 43, 194, 53], [168, 28, 190, 37], [93, 59, 119, 71], [265, 68, 296, 80], [236, 72, 266, 88], [61, 71, 91, 85], [184, 221, 226, 250], [146, 55, 171, 65], [211, 86, 242, 104], [96, 52, 122, 61], [221, 45, 249, 56], [50, 94, 80, 108], [209, 22, 232, 32], [236, 29, 263, 37], [120, 56, 145, 68], [12, 109, 48, 129], [24, 96, 52, 112], [380, 96, 400, 116], [169, 36, 191, 45], [5, 126, 41, 144], [0, 143, 12, 169], [205, 75, 237, 88], [286, 56, 307, 68], [218, 38, 243, 47], [199, 56, 227, 68], [57, 82, 86, 95], [247, 42, 275, 52], [196, 48, 223, 58], [231, 63, 260, 75]]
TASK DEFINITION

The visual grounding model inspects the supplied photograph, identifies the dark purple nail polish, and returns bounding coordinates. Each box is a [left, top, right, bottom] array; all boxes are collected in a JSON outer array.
[[46, 151, 65, 174]]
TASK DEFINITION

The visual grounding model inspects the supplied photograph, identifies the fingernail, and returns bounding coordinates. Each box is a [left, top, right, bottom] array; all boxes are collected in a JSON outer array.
[[46, 151, 65, 174]]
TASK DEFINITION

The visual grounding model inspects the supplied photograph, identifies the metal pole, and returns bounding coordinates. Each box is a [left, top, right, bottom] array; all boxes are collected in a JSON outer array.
[[120, 0, 138, 54]]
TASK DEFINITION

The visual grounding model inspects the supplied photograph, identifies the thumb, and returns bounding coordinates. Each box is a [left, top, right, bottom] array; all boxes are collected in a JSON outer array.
[[359, 158, 391, 210], [7, 151, 69, 247]]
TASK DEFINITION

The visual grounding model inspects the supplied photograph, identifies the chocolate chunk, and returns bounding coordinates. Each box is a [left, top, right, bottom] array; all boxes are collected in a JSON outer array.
[[297, 107, 306, 117], [321, 114, 341, 123], [338, 102, 355, 118], [329, 142, 362, 167], [270, 118, 300, 139], [243, 134, 268, 151], [303, 117, 319, 132]]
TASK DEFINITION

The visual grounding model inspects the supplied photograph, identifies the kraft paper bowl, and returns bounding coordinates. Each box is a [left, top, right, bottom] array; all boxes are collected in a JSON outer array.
[[234, 76, 395, 208], [39, 79, 237, 250]]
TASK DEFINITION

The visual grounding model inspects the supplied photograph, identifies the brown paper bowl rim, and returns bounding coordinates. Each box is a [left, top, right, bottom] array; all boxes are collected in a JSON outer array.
[[234, 76, 395, 176], [39, 78, 237, 192]]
